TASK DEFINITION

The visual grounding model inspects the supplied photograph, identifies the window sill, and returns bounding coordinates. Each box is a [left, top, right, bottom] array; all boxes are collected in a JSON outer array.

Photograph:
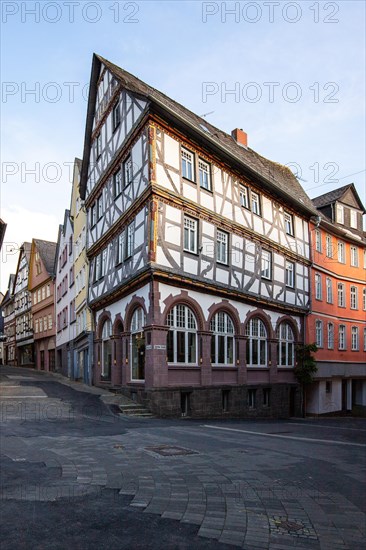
[[183, 249, 199, 257], [168, 364, 199, 368], [182, 176, 196, 184], [200, 186, 213, 194]]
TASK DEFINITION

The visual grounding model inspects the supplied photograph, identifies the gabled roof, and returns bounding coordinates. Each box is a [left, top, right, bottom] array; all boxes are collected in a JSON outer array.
[[1, 274, 15, 306], [12, 242, 32, 294], [312, 183, 365, 213], [33, 239, 57, 277], [80, 54, 317, 216], [0, 219, 6, 251]]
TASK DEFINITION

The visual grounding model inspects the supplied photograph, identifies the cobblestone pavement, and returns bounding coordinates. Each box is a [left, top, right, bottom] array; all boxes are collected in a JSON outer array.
[[1, 366, 365, 550]]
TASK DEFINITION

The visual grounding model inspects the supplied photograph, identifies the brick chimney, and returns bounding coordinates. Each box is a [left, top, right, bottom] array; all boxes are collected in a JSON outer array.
[[231, 128, 248, 148]]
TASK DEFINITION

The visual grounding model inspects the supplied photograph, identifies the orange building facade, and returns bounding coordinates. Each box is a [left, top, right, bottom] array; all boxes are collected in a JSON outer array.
[[307, 185, 366, 414], [28, 239, 57, 371]]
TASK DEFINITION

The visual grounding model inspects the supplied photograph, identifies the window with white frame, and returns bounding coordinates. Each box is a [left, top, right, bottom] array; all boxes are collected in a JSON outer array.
[[326, 235, 332, 258], [198, 159, 211, 191], [210, 311, 234, 365], [251, 192, 261, 215], [350, 210, 357, 229], [240, 186, 249, 209], [217, 230, 228, 265], [338, 241, 345, 263], [116, 232, 125, 265], [339, 325, 346, 350], [286, 261, 295, 288], [338, 283, 345, 307], [351, 326, 359, 350], [113, 169, 122, 198], [363, 288, 366, 311], [284, 212, 294, 236], [183, 216, 198, 254], [315, 230, 322, 252], [261, 250, 272, 280], [93, 255, 100, 282], [48, 314, 53, 330], [167, 304, 197, 364], [315, 320, 323, 348], [90, 203, 97, 227], [112, 100, 120, 130], [181, 148, 194, 181], [126, 223, 134, 258], [364, 328, 366, 352], [123, 155, 133, 187], [277, 322, 295, 367], [336, 203, 344, 224], [364, 250, 366, 269], [96, 133, 102, 158], [97, 195, 103, 220], [245, 318, 267, 367], [327, 323, 334, 349], [350, 286, 358, 309], [350, 246, 359, 267], [315, 273, 322, 300], [326, 277, 333, 303]]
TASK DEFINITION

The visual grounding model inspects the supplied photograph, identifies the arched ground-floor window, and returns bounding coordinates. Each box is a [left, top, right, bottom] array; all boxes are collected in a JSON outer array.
[[210, 311, 234, 365], [245, 317, 267, 366], [102, 319, 112, 380], [167, 304, 197, 364], [278, 322, 295, 367]]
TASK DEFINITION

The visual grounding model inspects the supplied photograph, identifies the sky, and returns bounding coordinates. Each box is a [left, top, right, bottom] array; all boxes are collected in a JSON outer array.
[[1, 0, 365, 293]]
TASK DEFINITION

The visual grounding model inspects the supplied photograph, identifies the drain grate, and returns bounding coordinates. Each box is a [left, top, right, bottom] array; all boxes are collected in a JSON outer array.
[[276, 520, 303, 531], [144, 445, 199, 458], [270, 516, 318, 540]]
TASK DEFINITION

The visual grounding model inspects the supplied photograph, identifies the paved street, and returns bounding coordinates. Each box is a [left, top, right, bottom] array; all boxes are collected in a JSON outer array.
[[1, 365, 365, 550]]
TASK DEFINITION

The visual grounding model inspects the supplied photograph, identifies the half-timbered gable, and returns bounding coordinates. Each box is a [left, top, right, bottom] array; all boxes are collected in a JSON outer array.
[[87, 66, 148, 198]]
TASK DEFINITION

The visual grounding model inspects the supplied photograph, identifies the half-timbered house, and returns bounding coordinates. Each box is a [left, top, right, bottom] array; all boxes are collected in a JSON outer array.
[[2, 275, 16, 366], [80, 54, 319, 417], [13, 242, 34, 367]]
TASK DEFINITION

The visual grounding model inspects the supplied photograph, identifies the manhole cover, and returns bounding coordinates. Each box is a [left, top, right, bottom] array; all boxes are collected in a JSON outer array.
[[144, 445, 199, 458]]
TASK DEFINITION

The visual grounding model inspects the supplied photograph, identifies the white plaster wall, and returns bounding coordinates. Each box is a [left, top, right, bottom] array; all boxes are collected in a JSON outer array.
[[158, 282, 302, 332], [56, 216, 76, 348], [95, 283, 150, 327], [307, 379, 342, 414]]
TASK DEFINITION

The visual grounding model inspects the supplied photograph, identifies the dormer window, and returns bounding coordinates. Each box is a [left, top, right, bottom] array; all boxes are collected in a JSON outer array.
[[336, 204, 344, 224]]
